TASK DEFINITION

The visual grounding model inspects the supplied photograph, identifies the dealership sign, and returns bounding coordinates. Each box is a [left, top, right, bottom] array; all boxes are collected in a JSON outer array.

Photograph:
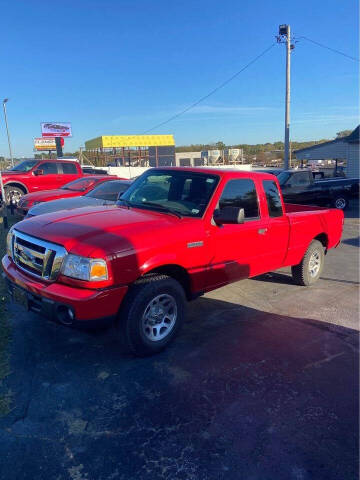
[[34, 137, 64, 151], [41, 122, 72, 137]]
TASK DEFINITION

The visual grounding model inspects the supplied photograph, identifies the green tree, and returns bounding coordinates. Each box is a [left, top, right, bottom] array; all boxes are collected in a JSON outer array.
[[336, 130, 352, 138]]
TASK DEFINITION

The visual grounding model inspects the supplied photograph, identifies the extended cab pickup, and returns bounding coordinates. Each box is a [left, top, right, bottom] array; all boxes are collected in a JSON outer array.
[[0, 159, 83, 205], [278, 169, 360, 210], [2, 168, 344, 356]]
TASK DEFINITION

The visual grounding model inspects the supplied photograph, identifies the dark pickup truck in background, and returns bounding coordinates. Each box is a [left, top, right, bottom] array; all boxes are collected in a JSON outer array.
[[278, 169, 360, 209]]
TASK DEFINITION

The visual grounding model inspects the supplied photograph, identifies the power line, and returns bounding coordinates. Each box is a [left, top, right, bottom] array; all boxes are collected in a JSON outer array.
[[142, 42, 276, 134], [299, 35, 359, 62]]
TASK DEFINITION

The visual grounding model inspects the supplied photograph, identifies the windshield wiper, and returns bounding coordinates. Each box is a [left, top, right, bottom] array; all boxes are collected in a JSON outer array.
[[136, 202, 183, 218], [117, 199, 133, 209]]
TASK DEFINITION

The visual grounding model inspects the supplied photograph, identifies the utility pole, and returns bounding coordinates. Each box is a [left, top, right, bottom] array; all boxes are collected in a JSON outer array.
[[2, 99, 14, 168], [277, 25, 294, 170]]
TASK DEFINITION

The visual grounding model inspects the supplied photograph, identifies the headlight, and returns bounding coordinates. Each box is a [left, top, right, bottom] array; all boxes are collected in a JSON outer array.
[[61, 254, 108, 281], [6, 228, 14, 258]]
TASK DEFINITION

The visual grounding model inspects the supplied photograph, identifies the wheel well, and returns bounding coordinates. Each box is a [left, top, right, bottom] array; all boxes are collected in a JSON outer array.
[[4, 183, 27, 194], [314, 233, 328, 251], [144, 265, 192, 300]]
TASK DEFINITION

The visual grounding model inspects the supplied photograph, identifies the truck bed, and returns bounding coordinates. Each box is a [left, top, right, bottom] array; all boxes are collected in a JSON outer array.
[[283, 203, 344, 264], [284, 203, 329, 213]]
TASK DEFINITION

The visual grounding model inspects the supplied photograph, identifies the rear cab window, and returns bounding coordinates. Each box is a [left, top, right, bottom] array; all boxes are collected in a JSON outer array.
[[262, 180, 283, 217], [60, 162, 78, 174], [218, 179, 260, 220]]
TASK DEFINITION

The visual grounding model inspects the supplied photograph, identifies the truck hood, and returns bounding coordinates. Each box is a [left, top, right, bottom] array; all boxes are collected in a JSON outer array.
[[28, 196, 110, 217], [1, 171, 24, 176], [14, 205, 184, 258], [21, 189, 80, 204]]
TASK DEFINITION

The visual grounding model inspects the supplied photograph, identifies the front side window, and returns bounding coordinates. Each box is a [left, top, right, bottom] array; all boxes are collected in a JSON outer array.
[[61, 162, 77, 174], [291, 172, 309, 186], [119, 170, 219, 217], [218, 179, 259, 219], [38, 162, 58, 174], [263, 180, 283, 217]]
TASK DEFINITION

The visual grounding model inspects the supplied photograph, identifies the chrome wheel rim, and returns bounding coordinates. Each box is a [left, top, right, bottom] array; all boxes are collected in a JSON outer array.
[[309, 250, 321, 277], [7, 189, 22, 205], [142, 294, 177, 342], [335, 198, 346, 209]]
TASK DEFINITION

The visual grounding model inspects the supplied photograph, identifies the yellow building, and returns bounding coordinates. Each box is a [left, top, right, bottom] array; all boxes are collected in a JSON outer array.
[[84, 134, 175, 167], [85, 134, 175, 150]]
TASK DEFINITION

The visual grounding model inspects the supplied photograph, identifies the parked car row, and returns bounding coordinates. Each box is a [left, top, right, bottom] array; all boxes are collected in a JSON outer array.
[[26, 179, 131, 218], [16, 175, 118, 215], [0, 158, 120, 206]]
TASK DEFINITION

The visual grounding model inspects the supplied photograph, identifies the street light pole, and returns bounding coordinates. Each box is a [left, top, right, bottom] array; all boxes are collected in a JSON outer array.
[[3, 98, 14, 168]]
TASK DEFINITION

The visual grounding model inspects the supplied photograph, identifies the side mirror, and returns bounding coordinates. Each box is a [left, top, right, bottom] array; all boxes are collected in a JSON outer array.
[[213, 206, 245, 225], [34, 169, 44, 176], [117, 192, 124, 201]]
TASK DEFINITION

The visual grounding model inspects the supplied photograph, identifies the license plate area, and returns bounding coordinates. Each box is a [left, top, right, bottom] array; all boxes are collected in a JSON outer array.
[[12, 285, 29, 310]]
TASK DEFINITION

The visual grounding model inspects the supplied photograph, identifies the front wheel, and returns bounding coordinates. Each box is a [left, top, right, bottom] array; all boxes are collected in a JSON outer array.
[[4, 186, 25, 205], [119, 274, 185, 356], [291, 239, 325, 286]]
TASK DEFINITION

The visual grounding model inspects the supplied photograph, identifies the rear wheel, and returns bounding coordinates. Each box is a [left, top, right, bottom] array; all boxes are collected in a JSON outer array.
[[119, 274, 185, 356], [291, 239, 325, 286], [332, 194, 348, 210]]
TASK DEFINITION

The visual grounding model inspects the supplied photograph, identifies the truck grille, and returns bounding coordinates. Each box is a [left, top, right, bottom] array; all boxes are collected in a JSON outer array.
[[11, 230, 67, 281]]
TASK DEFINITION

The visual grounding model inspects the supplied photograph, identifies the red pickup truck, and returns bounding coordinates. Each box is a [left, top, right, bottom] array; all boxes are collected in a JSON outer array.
[[0, 158, 83, 205], [2, 168, 343, 356]]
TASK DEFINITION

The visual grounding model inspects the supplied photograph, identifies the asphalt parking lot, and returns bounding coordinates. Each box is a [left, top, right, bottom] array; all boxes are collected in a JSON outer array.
[[0, 202, 358, 480]]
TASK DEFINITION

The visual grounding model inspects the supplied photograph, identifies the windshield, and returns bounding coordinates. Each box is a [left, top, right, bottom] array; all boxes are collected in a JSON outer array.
[[85, 180, 130, 201], [10, 160, 38, 172], [118, 170, 219, 217], [277, 171, 291, 186], [61, 177, 96, 192]]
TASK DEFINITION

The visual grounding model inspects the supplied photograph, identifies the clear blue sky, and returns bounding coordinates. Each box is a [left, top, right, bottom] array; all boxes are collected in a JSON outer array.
[[0, 0, 358, 156]]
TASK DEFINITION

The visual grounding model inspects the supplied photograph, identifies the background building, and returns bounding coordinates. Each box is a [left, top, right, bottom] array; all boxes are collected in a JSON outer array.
[[84, 134, 175, 167], [294, 126, 359, 177]]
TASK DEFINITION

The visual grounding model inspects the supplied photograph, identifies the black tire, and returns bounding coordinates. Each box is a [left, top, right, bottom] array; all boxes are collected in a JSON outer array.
[[291, 239, 324, 286], [4, 186, 25, 205], [332, 194, 349, 210], [119, 274, 186, 356]]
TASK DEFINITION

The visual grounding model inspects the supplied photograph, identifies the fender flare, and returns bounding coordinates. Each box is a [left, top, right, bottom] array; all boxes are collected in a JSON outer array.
[[3, 181, 29, 193]]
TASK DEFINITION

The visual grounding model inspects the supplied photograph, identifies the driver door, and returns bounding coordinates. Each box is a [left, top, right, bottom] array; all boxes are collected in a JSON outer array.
[[206, 178, 266, 289], [32, 162, 60, 191]]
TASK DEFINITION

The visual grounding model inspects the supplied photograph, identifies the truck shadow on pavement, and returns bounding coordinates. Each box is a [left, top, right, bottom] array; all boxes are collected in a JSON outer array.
[[0, 297, 358, 480], [254, 271, 360, 286]]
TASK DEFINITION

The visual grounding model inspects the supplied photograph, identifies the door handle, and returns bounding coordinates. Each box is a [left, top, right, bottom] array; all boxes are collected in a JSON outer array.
[[258, 228, 268, 235]]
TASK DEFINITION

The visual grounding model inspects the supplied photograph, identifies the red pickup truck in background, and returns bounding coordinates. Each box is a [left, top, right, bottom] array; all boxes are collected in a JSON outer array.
[[0, 158, 83, 205], [2, 168, 344, 356], [16, 175, 118, 216]]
